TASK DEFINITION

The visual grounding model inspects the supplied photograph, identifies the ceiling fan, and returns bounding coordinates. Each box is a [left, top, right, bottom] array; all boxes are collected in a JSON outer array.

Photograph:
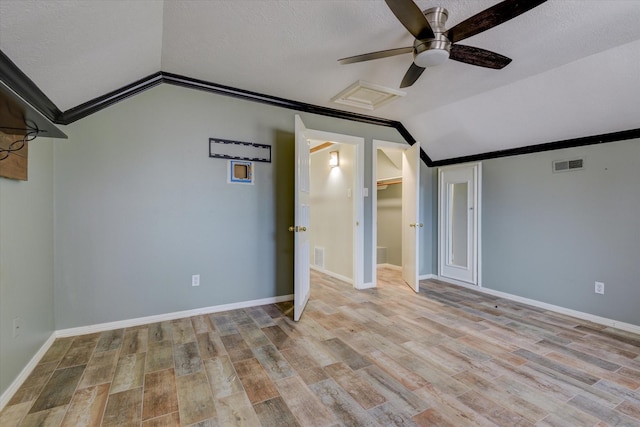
[[339, 0, 547, 88]]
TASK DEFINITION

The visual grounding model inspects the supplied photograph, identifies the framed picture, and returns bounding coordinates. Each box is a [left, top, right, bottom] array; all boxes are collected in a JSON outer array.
[[228, 160, 254, 185]]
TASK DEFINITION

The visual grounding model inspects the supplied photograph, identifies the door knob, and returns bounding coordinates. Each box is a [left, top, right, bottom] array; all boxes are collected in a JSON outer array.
[[288, 226, 307, 232], [288, 226, 296, 232], [299, 226, 307, 232]]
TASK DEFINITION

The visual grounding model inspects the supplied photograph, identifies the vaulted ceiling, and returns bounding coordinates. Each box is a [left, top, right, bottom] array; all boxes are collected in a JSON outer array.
[[1, 0, 639, 161]]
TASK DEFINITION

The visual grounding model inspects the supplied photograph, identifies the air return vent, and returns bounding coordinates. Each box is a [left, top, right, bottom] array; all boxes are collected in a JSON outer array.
[[331, 80, 405, 111], [314, 247, 325, 269], [553, 158, 584, 173]]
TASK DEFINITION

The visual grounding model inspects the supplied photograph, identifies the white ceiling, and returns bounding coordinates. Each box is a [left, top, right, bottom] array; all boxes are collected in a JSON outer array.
[[1, 0, 639, 161]]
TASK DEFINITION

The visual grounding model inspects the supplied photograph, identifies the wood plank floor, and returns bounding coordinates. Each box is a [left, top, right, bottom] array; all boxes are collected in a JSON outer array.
[[2, 267, 639, 426]]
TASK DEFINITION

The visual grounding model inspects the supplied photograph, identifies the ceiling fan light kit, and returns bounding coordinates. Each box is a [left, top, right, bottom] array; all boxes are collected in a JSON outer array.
[[414, 38, 450, 68], [338, 0, 547, 88], [413, 7, 450, 67]]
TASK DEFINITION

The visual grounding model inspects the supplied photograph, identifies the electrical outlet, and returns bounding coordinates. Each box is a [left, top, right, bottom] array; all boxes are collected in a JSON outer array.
[[13, 317, 22, 338], [595, 281, 604, 295], [192, 274, 200, 287]]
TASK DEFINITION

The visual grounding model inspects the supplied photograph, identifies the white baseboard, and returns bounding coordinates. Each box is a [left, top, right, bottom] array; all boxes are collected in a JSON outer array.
[[430, 275, 477, 288], [377, 263, 402, 271], [55, 294, 294, 338], [0, 332, 56, 411], [419, 274, 436, 280], [1, 294, 294, 410], [431, 276, 640, 334], [310, 266, 353, 285], [358, 282, 376, 290]]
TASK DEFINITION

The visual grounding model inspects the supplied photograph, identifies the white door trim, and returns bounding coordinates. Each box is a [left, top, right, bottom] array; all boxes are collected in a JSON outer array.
[[305, 128, 365, 290], [371, 139, 415, 289]]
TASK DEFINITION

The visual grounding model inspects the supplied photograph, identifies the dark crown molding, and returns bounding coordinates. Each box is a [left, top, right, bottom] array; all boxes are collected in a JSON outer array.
[[1, 48, 636, 167], [159, 72, 432, 166], [430, 128, 640, 167], [0, 50, 62, 123], [53, 69, 433, 165], [161, 72, 398, 128], [57, 73, 164, 125]]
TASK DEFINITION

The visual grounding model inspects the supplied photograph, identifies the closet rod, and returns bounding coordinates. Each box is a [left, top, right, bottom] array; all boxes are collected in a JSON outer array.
[[377, 179, 402, 186]]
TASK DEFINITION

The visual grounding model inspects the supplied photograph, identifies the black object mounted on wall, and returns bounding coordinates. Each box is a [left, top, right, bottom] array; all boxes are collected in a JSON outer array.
[[209, 138, 271, 163], [0, 78, 67, 180]]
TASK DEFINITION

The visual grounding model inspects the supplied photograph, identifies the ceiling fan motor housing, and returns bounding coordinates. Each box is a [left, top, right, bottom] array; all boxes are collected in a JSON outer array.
[[414, 7, 451, 67], [424, 7, 448, 33]]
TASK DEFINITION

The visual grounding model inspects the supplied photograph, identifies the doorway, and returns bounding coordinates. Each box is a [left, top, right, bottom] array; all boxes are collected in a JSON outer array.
[[309, 141, 357, 285], [371, 140, 421, 292], [293, 115, 366, 320], [438, 162, 481, 285]]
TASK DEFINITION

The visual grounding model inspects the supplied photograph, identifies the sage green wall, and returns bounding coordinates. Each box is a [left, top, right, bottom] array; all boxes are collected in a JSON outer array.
[[0, 84, 411, 397], [53, 84, 411, 329], [54, 85, 296, 329], [482, 139, 640, 326], [0, 140, 55, 396]]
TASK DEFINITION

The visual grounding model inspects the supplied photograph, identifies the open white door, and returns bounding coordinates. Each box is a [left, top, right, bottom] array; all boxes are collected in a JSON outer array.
[[292, 115, 311, 321], [402, 142, 421, 292]]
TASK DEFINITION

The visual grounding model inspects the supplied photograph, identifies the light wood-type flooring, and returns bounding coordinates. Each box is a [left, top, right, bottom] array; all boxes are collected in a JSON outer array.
[[2, 267, 639, 426]]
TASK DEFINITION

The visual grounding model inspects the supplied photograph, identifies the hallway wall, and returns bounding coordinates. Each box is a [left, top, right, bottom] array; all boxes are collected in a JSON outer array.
[[310, 145, 355, 280]]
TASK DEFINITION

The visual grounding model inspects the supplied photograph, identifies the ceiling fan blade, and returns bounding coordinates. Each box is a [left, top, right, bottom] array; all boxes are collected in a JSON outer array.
[[400, 63, 425, 88], [384, 0, 434, 40], [338, 47, 414, 65], [450, 44, 512, 69], [446, 0, 547, 43]]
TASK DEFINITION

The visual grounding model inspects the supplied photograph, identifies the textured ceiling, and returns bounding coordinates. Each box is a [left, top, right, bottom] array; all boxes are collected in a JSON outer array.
[[1, 0, 639, 161]]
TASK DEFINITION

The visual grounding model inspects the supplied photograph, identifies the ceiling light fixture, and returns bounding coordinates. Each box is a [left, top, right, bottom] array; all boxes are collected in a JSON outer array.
[[414, 46, 450, 67], [414, 34, 451, 68]]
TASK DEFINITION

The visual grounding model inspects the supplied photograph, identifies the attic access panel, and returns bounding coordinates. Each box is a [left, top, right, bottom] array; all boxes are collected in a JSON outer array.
[[209, 138, 271, 163]]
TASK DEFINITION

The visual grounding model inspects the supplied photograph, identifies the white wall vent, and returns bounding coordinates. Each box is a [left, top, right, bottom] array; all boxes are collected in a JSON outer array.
[[553, 158, 584, 173], [314, 247, 325, 269]]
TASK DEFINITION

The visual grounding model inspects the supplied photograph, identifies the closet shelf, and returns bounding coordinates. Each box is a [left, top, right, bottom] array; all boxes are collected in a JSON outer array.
[[377, 176, 402, 186]]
